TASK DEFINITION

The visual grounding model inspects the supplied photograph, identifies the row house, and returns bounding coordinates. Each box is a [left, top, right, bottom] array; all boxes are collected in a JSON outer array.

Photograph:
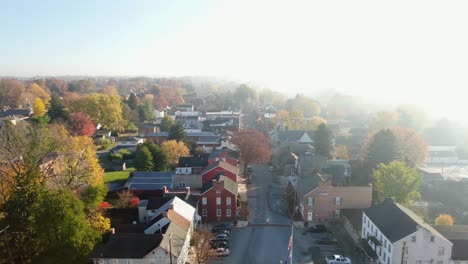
[[199, 175, 238, 222], [288, 173, 372, 223]]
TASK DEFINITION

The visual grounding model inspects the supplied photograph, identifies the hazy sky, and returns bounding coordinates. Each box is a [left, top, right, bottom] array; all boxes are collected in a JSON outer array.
[[1, 1, 468, 121]]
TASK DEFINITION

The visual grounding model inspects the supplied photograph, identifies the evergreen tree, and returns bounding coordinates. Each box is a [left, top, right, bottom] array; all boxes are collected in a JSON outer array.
[[364, 129, 398, 169], [145, 142, 168, 171], [47, 93, 68, 122], [159, 115, 175, 132], [135, 146, 154, 171], [169, 122, 187, 143], [313, 123, 333, 158], [126, 93, 138, 110]]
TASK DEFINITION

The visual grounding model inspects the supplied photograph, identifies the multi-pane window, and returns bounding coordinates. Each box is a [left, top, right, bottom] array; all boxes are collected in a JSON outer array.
[[430, 236, 435, 242], [335, 197, 341, 206], [202, 209, 207, 216], [226, 197, 231, 205], [308, 197, 314, 206], [412, 236, 416, 242], [227, 209, 231, 217], [202, 197, 207, 205], [216, 197, 221, 205], [388, 244, 392, 252], [216, 209, 221, 217]]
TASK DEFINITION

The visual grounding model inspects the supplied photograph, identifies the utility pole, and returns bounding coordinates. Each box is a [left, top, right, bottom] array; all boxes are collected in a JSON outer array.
[[169, 232, 173, 264]]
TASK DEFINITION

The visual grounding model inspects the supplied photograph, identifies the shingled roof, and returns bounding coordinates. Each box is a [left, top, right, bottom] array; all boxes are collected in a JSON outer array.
[[364, 198, 450, 243], [89, 233, 163, 259]]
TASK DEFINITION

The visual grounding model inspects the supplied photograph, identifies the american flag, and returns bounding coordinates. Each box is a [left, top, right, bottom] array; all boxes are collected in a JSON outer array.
[[285, 228, 293, 264], [288, 234, 293, 252]]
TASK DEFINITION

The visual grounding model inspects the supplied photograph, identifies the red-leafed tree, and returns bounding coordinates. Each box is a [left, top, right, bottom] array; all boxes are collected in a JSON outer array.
[[231, 130, 271, 173], [153, 96, 170, 110], [68, 112, 96, 136]]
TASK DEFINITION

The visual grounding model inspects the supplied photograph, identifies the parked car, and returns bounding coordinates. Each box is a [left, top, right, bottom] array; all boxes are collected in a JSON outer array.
[[211, 240, 229, 249], [246, 166, 253, 172], [309, 224, 327, 233], [213, 247, 230, 257], [210, 238, 229, 244], [215, 233, 230, 240], [213, 229, 230, 235], [212, 223, 233, 231], [268, 166, 274, 172], [325, 255, 351, 264]]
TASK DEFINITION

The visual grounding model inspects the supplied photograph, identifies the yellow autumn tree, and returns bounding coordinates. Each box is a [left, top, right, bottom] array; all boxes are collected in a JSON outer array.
[[52, 135, 104, 190], [161, 140, 189, 167], [309, 116, 327, 130], [435, 214, 455, 226], [335, 145, 350, 160], [32, 97, 46, 117]]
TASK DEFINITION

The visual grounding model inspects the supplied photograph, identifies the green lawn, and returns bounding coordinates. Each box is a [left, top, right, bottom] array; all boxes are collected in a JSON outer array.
[[104, 167, 135, 183]]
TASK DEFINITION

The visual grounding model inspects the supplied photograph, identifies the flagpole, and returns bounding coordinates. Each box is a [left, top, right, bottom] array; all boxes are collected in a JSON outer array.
[[291, 224, 294, 264]]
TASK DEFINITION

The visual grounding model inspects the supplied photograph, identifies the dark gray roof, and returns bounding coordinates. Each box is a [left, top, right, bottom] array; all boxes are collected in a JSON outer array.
[[146, 197, 174, 210], [89, 233, 163, 259], [278, 130, 314, 142], [177, 154, 209, 168], [125, 171, 174, 191], [364, 198, 449, 243], [0, 108, 32, 118], [435, 225, 468, 260], [197, 136, 220, 143], [298, 175, 319, 196]]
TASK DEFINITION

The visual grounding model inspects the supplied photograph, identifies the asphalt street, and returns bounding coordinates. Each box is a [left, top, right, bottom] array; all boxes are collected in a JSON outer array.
[[213, 164, 296, 264]]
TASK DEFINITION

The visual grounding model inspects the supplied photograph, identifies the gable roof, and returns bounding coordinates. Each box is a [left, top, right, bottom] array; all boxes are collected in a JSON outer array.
[[159, 222, 187, 258], [89, 233, 163, 259], [201, 174, 238, 196], [201, 160, 238, 175], [177, 154, 209, 168], [364, 198, 450, 243], [289, 175, 320, 197], [278, 130, 314, 142], [435, 225, 468, 260]]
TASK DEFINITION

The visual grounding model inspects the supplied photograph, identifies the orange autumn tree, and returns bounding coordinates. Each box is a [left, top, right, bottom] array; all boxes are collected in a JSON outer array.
[[231, 130, 271, 173], [435, 213, 455, 226]]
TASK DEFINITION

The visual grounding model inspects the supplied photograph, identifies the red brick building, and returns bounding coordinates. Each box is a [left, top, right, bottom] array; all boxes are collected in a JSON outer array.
[[199, 175, 238, 222], [201, 160, 238, 184]]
